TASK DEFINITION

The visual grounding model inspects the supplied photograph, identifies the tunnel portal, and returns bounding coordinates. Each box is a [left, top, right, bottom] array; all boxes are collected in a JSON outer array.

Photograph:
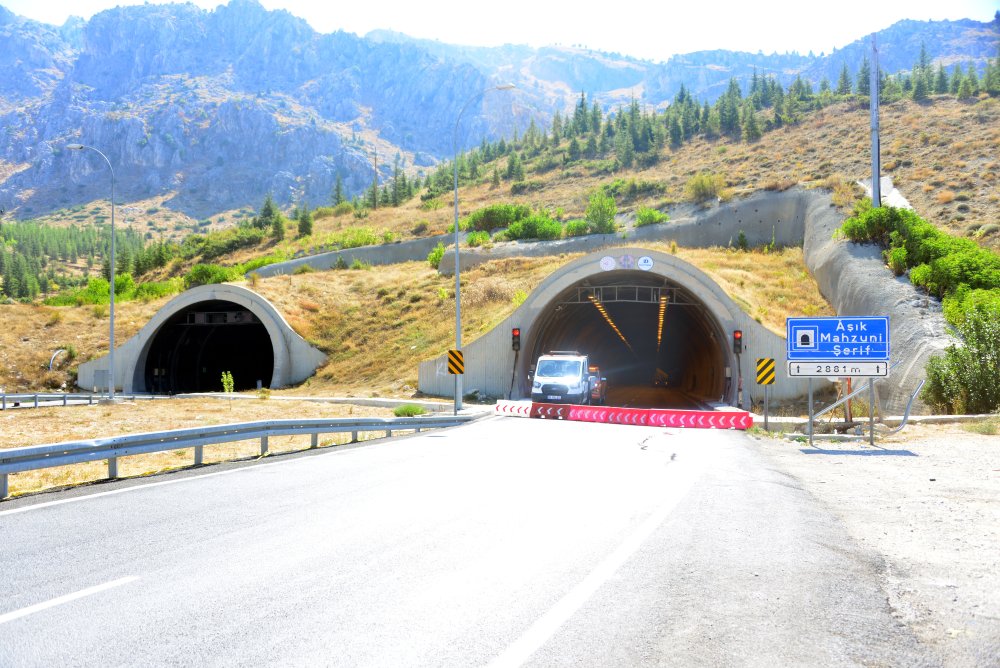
[[526, 272, 727, 408], [143, 299, 275, 393]]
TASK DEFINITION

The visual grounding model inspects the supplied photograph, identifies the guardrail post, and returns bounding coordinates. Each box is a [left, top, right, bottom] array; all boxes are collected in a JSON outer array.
[[386, 429, 392, 438], [2, 394, 6, 411], [261, 436, 268, 456], [195, 445, 203, 466], [310, 433, 318, 449], [89, 394, 94, 405], [108, 457, 118, 479], [1, 473, 8, 499], [34, 394, 39, 409], [351, 430, 358, 443]]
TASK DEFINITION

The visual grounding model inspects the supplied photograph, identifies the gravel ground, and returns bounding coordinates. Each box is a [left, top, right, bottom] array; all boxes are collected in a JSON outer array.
[[747, 422, 1000, 667]]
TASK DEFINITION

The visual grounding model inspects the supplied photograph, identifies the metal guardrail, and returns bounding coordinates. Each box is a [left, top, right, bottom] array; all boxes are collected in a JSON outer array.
[[1, 393, 166, 410], [0, 415, 478, 499]]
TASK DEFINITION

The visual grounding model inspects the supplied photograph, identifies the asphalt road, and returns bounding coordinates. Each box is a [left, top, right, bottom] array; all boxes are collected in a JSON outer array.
[[0, 417, 934, 666]]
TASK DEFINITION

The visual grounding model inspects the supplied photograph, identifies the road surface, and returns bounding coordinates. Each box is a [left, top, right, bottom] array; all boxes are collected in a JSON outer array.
[[0, 416, 932, 666]]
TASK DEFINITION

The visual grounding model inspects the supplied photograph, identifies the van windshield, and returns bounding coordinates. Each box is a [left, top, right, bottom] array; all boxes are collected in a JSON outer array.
[[536, 359, 582, 378]]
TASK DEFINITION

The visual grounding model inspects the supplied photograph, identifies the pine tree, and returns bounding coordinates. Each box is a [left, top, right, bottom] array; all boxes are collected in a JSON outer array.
[[912, 67, 929, 101], [856, 55, 871, 96], [668, 115, 682, 148], [271, 212, 285, 241], [949, 64, 963, 95], [297, 207, 313, 237], [590, 102, 602, 134], [505, 152, 524, 181], [567, 137, 581, 162], [332, 174, 345, 205], [965, 64, 980, 95], [934, 64, 949, 94], [741, 103, 762, 142], [836, 64, 852, 95], [257, 195, 279, 230]]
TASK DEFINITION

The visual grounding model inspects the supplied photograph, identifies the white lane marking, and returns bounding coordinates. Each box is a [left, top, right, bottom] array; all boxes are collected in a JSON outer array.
[[486, 474, 696, 668], [0, 576, 139, 625]]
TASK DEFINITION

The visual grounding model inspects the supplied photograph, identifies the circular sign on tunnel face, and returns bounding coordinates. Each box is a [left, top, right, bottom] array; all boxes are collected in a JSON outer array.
[[599, 256, 615, 271], [638, 256, 654, 271]]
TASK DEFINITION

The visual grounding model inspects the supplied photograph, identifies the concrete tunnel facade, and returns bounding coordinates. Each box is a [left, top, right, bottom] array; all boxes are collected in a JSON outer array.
[[77, 284, 326, 394], [418, 247, 814, 407]]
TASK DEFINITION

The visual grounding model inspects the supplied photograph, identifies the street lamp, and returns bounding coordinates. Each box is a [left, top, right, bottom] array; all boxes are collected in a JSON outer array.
[[66, 143, 117, 401], [453, 83, 515, 414]]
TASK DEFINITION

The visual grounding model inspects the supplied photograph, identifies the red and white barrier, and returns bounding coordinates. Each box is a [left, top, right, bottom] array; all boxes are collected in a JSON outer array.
[[501, 401, 752, 430], [493, 400, 533, 418]]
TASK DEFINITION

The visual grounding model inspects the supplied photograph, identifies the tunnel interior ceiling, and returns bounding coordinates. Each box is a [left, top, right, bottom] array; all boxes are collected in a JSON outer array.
[[530, 273, 724, 399], [144, 300, 275, 393]]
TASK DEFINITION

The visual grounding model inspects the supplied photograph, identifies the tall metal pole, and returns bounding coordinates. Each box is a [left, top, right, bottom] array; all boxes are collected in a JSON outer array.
[[67, 143, 116, 401], [870, 33, 881, 208], [452, 83, 515, 414]]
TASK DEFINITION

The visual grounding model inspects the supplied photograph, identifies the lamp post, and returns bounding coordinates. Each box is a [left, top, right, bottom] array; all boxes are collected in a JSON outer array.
[[67, 143, 117, 401], [452, 83, 515, 414]]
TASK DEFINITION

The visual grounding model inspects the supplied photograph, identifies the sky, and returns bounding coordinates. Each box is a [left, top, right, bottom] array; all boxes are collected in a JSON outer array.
[[3, 0, 997, 62]]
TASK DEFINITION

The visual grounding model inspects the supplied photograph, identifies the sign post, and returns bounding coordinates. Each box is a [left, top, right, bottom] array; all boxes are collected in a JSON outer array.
[[786, 316, 890, 445]]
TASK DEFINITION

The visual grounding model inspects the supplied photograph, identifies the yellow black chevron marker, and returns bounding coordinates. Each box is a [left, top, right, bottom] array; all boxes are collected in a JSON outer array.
[[448, 349, 464, 375], [756, 358, 776, 385]]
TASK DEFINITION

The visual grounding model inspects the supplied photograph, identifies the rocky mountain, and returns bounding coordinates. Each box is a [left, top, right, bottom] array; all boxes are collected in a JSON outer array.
[[0, 1, 996, 221]]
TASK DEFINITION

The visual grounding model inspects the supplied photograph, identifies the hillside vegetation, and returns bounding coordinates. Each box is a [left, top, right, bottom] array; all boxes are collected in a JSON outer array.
[[1, 88, 998, 397]]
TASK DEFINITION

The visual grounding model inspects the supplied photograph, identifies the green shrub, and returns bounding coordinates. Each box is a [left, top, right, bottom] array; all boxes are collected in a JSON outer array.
[[510, 180, 545, 195], [564, 219, 591, 237], [921, 309, 1000, 414], [602, 178, 665, 203], [684, 172, 726, 203], [238, 255, 283, 274], [585, 191, 617, 234], [886, 247, 907, 276], [463, 203, 531, 232], [635, 206, 669, 227], [505, 210, 562, 240], [323, 227, 382, 250], [184, 264, 237, 288], [943, 287, 1000, 327], [393, 404, 427, 417], [839, 206, 1000, 308], [428, 242, 445, 269], [466, 231, 490, 247], [134, 279, 182, 301], [184, 225, 265, 261]]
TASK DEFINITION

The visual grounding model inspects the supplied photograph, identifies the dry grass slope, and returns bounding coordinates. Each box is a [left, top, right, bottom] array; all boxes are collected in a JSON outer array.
[[2, 97, 995, 397]]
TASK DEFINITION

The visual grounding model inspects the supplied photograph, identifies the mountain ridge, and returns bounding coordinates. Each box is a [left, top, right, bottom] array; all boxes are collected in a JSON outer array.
[[0, 0, 996, 220]]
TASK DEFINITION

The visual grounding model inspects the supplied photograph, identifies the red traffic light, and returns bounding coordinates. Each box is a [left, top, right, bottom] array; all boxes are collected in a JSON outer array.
[[512, 327, 521, 351], [733, 329, 743, 354]]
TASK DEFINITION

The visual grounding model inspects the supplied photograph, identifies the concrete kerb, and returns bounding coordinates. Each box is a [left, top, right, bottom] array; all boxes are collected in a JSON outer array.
[[749, 412, 997, 438]]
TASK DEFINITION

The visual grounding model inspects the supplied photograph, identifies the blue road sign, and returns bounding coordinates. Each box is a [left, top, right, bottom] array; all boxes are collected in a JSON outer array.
[[786, 316, 889, 361]]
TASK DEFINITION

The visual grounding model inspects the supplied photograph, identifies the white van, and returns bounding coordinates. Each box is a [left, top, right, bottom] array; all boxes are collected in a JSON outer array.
[[531, 351, 592, 405]]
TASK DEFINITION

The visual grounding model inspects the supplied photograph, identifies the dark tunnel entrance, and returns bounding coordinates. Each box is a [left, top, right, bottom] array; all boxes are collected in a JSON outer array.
[[143, 300, 275, 393], [527, 273, 728, 408]]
